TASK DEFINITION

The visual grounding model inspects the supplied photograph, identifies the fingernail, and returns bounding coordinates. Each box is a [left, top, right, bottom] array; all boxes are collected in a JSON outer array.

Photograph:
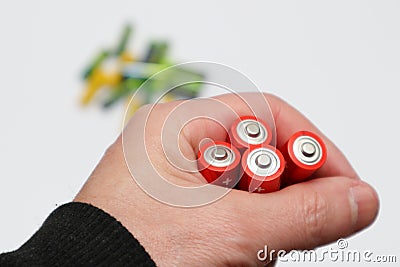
[[349, 182, 379, 230]]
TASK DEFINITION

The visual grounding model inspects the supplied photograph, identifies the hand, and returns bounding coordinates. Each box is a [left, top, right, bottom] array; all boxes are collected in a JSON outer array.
[[74, 93, 379, 266]]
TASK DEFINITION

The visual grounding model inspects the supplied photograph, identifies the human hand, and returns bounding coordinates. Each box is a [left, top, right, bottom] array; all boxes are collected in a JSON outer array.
[[74, 93, 379, 266]]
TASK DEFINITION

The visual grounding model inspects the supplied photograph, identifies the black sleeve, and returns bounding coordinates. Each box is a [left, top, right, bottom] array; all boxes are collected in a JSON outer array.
[[0, 202, 156, 267]]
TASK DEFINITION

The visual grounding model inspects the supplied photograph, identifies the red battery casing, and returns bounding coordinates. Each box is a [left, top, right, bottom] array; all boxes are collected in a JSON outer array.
[[197, 141, 241, 187], [280, 131, 327, 184], [238, 145, 285, 193], [227, 115, 272, 151]]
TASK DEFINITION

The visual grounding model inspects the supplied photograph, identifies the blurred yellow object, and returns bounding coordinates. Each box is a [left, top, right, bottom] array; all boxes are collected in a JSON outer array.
[[120, 51, 135, 63], [81, 69, 122, 105], [161, 94, 175, 103]]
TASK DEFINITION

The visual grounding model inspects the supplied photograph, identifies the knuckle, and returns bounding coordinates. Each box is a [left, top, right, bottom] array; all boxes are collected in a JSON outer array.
[[134, 103, 155, 116], [299, 190, 329, 245], [129, 103, 166, 130], [135, 102, 172, 121]]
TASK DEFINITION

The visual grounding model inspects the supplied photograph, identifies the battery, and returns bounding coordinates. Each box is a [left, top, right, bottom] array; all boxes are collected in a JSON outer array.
[[238, 146, 285, 193], [280, 131, 327, 184], [197, 141, 241, 188], [227, 116, 272, 151]]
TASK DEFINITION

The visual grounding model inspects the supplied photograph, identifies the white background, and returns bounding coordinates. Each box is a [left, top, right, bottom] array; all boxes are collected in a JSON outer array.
[[0, 1, 399, 266]]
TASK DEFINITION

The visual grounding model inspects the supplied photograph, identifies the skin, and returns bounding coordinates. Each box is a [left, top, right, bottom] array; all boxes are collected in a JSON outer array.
[[75, 93, 379, 266]]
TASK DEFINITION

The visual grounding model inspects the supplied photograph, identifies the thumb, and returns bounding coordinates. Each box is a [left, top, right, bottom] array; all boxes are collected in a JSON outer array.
[[249, 177, 379, 253]]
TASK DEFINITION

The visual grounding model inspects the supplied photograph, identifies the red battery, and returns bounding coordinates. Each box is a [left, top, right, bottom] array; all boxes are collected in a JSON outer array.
[[238, 145, 285, 193], [228, 116, 272, 151], [280, 131, 327, 184], [197, 141, 241, 188]]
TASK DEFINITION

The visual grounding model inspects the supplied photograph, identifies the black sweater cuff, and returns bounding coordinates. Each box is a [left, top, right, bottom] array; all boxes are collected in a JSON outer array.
[[0, 202, 156, 266]]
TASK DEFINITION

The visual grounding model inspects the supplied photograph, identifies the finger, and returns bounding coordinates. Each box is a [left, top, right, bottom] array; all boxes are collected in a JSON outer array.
[[183, 93, 276, 149], [245, 177, 379, 253], [266, 94, 359, 179]]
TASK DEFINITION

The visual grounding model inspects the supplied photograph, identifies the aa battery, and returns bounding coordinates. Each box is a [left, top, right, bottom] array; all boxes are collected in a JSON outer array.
[[197, 141, 241, 188], [280, 131, 327, 184], [227, 116, 272, 151], [238, 146, 285, 193]]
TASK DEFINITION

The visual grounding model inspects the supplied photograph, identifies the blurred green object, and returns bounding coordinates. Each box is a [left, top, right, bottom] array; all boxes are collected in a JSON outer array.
[[103, 78, 143, 108], [143, 41, 168, 63], [114, 24, 132, 56], [82, 50, 109, 80], [80, 23, 205, 117]]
